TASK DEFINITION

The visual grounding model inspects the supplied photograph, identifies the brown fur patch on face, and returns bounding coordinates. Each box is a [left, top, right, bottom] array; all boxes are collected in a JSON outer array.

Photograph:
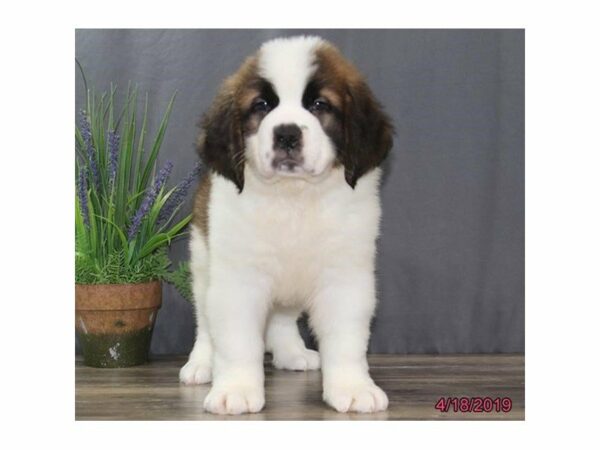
[[196, 56, 262, 192], [314, 42, 364, 90], [219, 56, 261, 109], [241, 79, 280, 137], [319, 87, 342, 110], [197, 55, 279, 192], [312, 42, 394, 187], [192, 174, 212, 238]]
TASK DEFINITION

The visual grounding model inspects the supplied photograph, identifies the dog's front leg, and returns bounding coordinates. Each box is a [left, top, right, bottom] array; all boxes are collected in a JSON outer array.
[[310, 270, 388, 413], [203, 273, 269, 415]]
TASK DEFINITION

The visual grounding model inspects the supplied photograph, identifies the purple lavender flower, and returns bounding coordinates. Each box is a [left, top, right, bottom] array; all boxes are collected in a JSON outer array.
[[78, 168, 90, 227], [79, 110, 100, 190], [127, 161, 174, 241], [108, 130, 120, 185], [156, 161, 203, 227]]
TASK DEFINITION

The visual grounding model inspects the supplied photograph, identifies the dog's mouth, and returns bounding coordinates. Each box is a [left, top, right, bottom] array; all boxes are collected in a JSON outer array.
[[271, 157, 310, 176], [275, 159, 299, 171]]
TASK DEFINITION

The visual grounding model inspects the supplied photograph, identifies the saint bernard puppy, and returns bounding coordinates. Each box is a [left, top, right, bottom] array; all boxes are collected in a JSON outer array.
[[179, 35, 394, 415]]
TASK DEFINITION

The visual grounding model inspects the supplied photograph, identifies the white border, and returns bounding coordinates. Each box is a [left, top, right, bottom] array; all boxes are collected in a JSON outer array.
[[3, 1, 599, 448]]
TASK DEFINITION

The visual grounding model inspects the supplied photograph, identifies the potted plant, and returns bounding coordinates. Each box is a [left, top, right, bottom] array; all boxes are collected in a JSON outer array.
[[75, 81, 197, 368]]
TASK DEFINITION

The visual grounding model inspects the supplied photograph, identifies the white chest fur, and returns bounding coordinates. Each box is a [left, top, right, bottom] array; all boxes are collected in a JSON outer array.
[[205, 167, 382, 308]]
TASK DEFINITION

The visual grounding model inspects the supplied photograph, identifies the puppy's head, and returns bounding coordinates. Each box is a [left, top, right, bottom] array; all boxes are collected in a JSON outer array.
[[197, 36, 393, 192]]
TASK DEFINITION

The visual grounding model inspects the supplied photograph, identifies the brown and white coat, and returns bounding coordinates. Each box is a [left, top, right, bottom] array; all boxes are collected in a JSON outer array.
[[180, 36, 393, 415]]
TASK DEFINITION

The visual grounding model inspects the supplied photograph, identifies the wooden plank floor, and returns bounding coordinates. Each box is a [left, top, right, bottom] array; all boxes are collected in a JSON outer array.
[[76, 354, 524, 420]]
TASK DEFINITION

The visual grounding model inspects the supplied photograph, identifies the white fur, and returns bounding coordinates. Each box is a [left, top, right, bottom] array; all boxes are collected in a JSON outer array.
[[180, 36, 388, 415], [258, 36, 322, 101]]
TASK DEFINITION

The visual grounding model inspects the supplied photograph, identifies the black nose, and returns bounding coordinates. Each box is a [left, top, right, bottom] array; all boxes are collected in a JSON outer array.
[[273, 124, 302, 153]]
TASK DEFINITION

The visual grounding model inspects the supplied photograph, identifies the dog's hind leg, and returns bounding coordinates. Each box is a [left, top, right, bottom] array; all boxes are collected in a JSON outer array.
[[179, 226, 213, 384], [265, 306, 320, 371]]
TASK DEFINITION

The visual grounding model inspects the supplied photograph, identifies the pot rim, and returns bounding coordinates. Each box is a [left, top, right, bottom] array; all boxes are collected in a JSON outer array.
[[75, 279, 161, 288], [75, 280, 162, 311]]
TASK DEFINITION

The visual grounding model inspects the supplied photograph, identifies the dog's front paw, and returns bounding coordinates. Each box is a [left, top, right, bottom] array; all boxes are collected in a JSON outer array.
[[203, 385, 265, 415], [323, 382, 388, 413], [179, 359, 212, 385], [273, 348, 320, 371]]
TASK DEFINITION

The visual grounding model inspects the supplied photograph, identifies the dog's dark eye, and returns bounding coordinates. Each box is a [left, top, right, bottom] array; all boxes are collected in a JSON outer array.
[[251, 98, 270, 113], [309, 97, 331, 113]]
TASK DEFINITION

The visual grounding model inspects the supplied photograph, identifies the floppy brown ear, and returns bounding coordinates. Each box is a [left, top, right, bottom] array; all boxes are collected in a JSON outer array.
[[340, 82, 394, 188], [196, 83, 245, 192]]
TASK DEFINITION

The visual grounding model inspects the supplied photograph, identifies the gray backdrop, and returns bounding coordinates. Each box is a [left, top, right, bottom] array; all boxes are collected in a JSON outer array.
[[75, 29, 524, 354]]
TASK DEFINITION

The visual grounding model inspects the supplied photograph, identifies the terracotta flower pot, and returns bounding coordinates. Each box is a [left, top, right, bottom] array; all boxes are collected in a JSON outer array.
[[75, 281, 162, 368]]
